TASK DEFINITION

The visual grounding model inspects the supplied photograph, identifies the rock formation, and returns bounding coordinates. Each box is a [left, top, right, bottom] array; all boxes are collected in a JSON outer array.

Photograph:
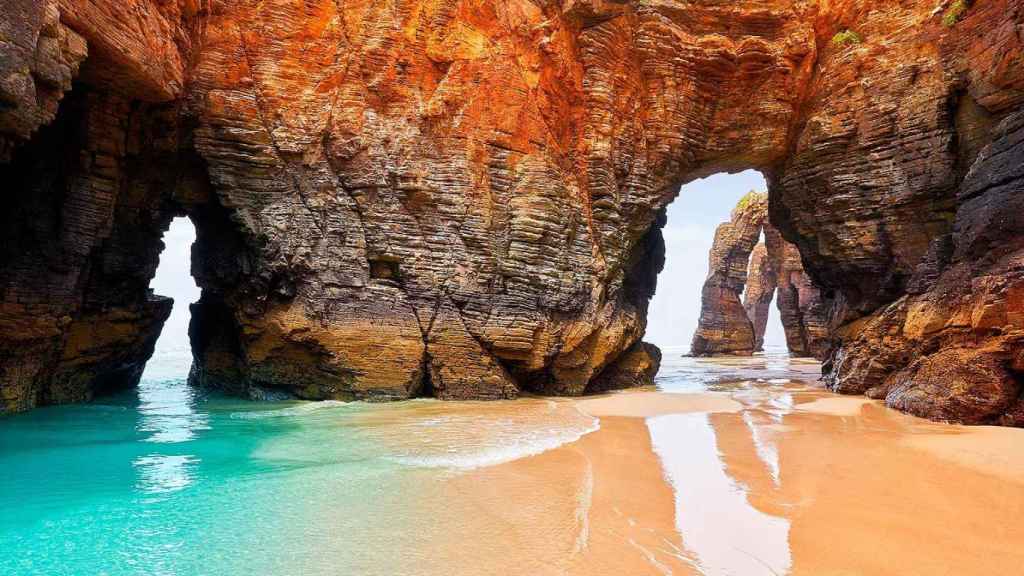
[[691, 192, 766, 355], [764, 226, 832, 359], [0, 0, 1021, 425], [744, 243, 777, 353], [587, 342, 662, 394], [691, 192, 829, 358], [825, 112, 1024, 426]]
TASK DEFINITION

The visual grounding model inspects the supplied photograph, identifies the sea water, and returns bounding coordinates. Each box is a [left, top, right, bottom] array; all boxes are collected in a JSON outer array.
[[8, 346, 1015, 576], [1, 342, 825, 576], [0, 344, 598, 576]]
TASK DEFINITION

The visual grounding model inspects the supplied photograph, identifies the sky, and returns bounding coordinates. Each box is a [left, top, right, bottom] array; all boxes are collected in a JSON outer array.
[[150, 217, 200, 353], [148, 170, 786, 357]]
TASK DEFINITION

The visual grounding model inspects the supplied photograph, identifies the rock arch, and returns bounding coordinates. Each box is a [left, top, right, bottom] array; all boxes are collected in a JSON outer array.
[[690, 191, 829, 358], [0, 0, 1021, 424]]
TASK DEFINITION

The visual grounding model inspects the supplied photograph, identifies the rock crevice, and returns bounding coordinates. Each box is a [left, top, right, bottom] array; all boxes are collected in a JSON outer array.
[[0, 0, 1021, 425]]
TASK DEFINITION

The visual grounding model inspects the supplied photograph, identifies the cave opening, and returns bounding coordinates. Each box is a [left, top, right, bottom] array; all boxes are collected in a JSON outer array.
[[142, 217, 201, 382], [645, 170, 789, 356]]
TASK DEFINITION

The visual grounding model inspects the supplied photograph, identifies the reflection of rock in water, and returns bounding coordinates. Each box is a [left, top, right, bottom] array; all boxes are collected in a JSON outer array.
[[649, 412, 791, 576]]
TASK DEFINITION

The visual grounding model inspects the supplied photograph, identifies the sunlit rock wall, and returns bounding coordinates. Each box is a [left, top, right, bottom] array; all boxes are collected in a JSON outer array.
[[0, 0, 1021, 424]]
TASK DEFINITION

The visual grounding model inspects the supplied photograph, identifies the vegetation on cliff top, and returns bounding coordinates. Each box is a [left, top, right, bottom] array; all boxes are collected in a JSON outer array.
[[943, 0, 971, 27], [831, 29, 863, 47], [734, 190, 765, 213]]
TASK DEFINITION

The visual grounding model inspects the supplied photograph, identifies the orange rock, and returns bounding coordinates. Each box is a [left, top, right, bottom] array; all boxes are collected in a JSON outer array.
[[0, 0, 1021, 426]]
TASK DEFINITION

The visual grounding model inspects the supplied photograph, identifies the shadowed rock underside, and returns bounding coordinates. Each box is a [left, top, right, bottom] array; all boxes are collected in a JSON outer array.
[[0, 0, 1021, 425]]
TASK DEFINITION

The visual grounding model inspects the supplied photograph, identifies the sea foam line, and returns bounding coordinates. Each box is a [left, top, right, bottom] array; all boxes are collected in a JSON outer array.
[[386, 409, 600, 471]]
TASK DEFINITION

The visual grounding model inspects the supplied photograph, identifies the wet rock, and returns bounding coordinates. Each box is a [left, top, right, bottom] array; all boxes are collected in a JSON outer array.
[[825, 111, 1024, 425], [886, 348, 1020, 425], [0, 75, 206, 414], [587, 342, 663, 394]]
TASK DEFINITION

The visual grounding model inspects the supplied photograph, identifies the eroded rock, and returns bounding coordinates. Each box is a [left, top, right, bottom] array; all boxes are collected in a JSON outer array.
[[764, 225, 832, 359], [885, 348, 1020, 425], [587, 342, 663, 394], [0, 0, 1021, 425], [744, 243, 777, 353], [691, 192, 766, 356], [692, 192, 831, 358], [824, 111, 1024, 425]]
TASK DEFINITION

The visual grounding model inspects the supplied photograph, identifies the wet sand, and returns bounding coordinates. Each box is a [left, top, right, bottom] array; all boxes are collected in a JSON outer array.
[[417, 377, 1024, 575], [575, 390, 743, 417]]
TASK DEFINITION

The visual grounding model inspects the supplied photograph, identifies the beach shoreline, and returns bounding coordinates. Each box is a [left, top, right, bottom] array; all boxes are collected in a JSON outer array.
[[425, 380, 1024, 575]]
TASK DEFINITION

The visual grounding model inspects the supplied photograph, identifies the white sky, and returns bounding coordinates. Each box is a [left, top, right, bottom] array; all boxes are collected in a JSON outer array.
[[149, 171, 786, 356], [150, 217, 200, 352]]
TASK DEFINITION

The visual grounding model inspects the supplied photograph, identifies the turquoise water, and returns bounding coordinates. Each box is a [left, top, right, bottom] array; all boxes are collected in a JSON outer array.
[[0, 340, 811, 575], [0, 346, 599, 575], [0, 377, 392, 575]]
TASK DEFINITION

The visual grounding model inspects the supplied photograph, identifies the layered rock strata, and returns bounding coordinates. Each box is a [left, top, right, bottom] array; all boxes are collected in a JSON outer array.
[[764, 226, 832, 359], [0, 0, 1021, 424], [691, 192, 829, 357], [743, 243, 777, 353], [691, 192, 767, 355], [825, 111, 1024, 425]]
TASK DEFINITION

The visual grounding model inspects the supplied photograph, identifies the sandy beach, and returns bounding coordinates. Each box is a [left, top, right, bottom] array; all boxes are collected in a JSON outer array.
[[5, 354, 1023, 576], [411, 380, 1024, 575]]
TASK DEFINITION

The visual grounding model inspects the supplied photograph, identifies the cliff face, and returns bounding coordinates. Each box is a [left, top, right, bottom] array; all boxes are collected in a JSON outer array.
[[825, 112, 1024, 425], [763, 225, 832, 359], [744, 243, 776, 353], [1, 0, 1022, 424], [0, 0, 204, 411], [0, 0, 198, 158]]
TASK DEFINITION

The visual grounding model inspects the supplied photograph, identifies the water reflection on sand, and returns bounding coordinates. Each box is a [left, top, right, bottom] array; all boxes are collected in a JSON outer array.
[[415, 349, 1024, 576], [650, 412, 791, 575]]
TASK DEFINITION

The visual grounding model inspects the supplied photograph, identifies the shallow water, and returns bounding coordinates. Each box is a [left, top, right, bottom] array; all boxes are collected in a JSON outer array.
[[2, 347, 1023, 575], [0, 346, 600, 576]]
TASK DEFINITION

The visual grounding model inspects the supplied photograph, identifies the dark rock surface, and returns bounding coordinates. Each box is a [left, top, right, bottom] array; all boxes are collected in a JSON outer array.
[[0, 0, 1021, 425], [764, 225, 832, 359], [825, 111, 1024, 426], [587, 342, 662, 394]]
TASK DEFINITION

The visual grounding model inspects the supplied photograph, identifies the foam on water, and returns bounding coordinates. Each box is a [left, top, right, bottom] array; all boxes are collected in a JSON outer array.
[[351, 399, 601, 470], [386, 415, 600, 470], [228, 400, 354, 420]]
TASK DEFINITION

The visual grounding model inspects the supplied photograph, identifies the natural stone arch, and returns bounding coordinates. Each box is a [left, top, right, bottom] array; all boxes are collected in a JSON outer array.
[[687, 191, 830, 358], [0, 0, 1021, 425]]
